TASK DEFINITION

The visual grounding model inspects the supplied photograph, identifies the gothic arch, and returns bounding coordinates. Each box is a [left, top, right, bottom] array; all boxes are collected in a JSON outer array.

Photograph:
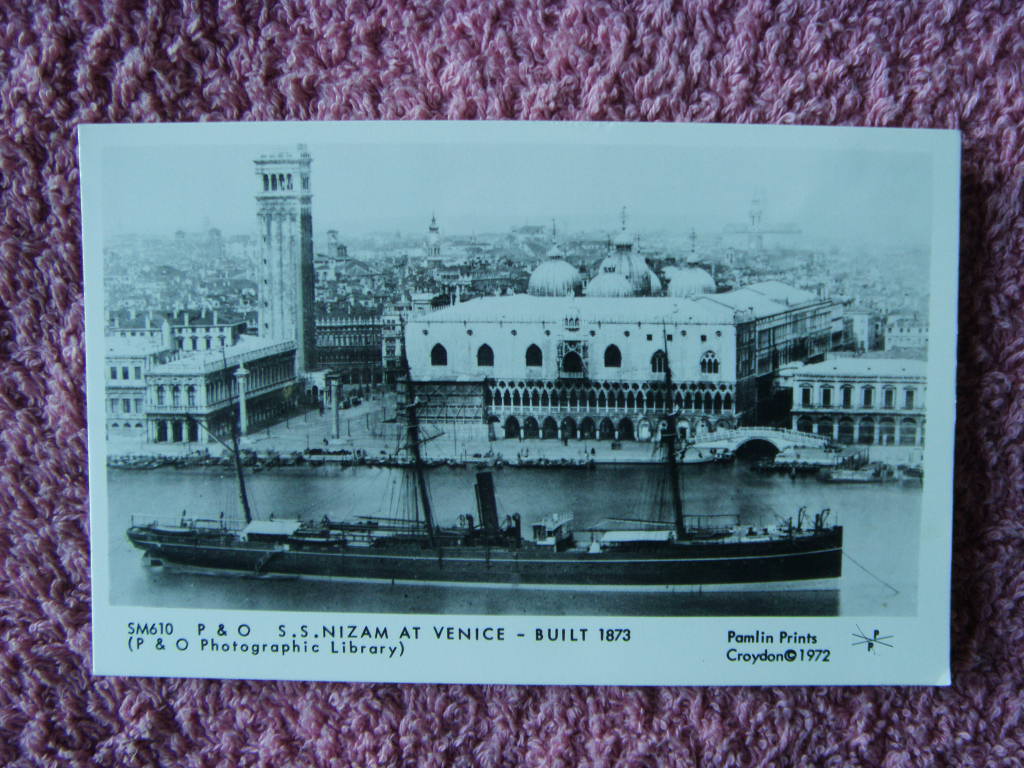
[[477, 344, 494, 367], [430, 343, 447, 366], [562, 351, 582, 373], [650, 350, 667, 373], [504, 416, 520, 439], [604, 344, 622, 368], [526, 344, 543, 367], [617, 418, 635, 441], [580, 418, 596, 440], [700, 351, 720, 375]]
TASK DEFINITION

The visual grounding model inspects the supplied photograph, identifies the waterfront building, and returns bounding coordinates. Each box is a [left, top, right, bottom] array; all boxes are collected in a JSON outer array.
[[785, 357, 926, 445], [143, 336, 297, 443], [104, 335, 176, 439], [405, 278, 836, 441], [254, 145, 316, 374]]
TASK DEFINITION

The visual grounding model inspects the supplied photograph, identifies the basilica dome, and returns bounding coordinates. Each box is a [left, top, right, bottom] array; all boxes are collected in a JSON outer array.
[[584, 271, 633, 297], [668, 265, 716, 298], [596, 253, 661, 296], [612, 227, 635, 249], [528, 258, 583, 297]]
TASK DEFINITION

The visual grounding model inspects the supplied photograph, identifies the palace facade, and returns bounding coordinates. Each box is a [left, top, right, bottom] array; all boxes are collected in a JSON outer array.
[[405, 278, 836, 442]]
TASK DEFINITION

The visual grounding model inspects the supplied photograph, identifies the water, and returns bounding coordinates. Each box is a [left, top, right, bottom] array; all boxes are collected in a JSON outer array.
[[107, 462, 921, 617]]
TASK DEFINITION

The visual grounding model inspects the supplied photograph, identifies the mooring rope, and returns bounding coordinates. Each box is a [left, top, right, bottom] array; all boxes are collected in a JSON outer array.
[[843, 550, 900, 596]]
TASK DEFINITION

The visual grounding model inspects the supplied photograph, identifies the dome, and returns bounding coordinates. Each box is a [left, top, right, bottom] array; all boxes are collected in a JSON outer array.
[[668, 266, 717, 298], [585, 272, 634, 297], [597, 253, 660, 296], [612, 228, 634, 248], [544, 240, 568, 263], [528, 258, 583, 297]]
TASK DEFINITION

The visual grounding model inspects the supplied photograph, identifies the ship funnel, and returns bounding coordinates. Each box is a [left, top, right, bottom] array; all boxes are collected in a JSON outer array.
[[474, 472, 499, 536]]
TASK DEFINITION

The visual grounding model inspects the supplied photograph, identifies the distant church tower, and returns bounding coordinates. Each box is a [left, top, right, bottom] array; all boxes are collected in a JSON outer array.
[[426, 214, 441, 262], [254, 145, 316, 374], [748, 193, 764, 253]]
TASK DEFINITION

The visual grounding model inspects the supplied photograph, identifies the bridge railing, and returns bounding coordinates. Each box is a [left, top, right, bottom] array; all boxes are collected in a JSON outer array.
[[696, 427, 829, 445]]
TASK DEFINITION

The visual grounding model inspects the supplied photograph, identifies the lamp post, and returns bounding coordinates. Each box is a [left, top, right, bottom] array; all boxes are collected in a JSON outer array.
[[234, 364, 249, 435]]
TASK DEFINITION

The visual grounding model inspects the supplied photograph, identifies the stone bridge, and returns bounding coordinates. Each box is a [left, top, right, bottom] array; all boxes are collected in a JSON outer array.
[[693, 427, 830, 453]]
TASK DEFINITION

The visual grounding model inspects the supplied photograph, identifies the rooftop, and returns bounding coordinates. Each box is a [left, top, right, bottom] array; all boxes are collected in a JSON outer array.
[[105, 336, 170, 357], [108, 309, 246, 329], [797, 357, 927, 378], [150, 336, 296, 376], [410, 294, 736, 324], [412, 281, 826, 326]]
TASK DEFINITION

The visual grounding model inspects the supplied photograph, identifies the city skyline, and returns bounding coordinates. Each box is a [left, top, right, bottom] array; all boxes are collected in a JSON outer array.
[[101, 141, 934, 248]]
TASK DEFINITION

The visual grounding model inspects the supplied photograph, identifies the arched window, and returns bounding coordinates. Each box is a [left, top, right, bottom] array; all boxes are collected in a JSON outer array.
[[700, 351, 720, 375], [604, 345, 622, 368], [476, 344, 494, 367], [430, 344, 448, 366], [525, 344, 543, 367], [651, 350, 667, 373]]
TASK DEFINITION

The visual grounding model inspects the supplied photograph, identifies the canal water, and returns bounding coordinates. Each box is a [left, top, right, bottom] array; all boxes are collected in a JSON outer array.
[[106, 461, 922, 617]]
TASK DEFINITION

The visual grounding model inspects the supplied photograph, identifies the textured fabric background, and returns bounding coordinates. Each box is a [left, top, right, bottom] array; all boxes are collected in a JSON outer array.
[[1, 1, 1022, 765]]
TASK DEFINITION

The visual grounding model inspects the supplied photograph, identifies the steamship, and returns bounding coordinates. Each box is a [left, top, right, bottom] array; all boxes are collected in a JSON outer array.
[[126, 345, 843, 592]]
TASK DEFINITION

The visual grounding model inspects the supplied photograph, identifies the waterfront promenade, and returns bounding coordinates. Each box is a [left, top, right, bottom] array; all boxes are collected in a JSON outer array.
[[105, 393, 923, 468]]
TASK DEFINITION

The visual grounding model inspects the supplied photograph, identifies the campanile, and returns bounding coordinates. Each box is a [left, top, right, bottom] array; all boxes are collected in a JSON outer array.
[[254, 145, 316, 374]]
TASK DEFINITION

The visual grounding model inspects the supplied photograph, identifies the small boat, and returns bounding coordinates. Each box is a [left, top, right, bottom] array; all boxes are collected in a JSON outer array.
[[818, 464, 896, 483]]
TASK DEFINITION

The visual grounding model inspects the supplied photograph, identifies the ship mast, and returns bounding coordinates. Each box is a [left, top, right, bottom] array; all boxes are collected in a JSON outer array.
[[401, 333, 436, 546], [662, 331, 685, 539], [230, 408, 254, 526]]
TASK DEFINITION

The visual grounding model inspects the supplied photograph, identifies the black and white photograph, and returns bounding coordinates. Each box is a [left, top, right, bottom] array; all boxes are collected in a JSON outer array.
[[82, 121, 958, 685]]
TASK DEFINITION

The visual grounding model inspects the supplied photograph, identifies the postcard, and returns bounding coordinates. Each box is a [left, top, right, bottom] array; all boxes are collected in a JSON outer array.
[[80, 120, 959, 685]]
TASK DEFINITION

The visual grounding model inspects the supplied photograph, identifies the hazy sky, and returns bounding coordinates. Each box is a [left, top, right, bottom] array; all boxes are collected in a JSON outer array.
[[101, 140, 933, 246]]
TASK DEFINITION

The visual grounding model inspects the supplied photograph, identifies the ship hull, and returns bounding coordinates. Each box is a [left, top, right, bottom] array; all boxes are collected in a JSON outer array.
[[128, 529, 843, 590]]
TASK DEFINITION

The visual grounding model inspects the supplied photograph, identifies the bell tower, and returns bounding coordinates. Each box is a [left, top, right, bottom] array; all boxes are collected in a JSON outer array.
[[426, 214, 441, 262], [254, 145, 316, 374]]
